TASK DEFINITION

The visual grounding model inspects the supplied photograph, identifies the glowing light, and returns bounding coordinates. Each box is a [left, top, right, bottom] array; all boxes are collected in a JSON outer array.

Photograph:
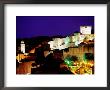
[[21, 41, 25, 53], [64, 58, 73, 66], [80, 26, 92, 34], [64, 36, 70, 45]]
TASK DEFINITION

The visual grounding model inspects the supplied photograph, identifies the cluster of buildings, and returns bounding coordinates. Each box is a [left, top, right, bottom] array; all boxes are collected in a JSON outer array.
[[48, 26, 94, 50]]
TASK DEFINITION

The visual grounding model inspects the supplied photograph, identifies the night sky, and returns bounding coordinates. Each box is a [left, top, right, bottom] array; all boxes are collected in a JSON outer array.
[[16, 16, 94, 39]]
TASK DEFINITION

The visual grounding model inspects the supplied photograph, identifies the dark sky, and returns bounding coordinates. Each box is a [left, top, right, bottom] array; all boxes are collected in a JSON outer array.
[[16, 16, 94, 39]]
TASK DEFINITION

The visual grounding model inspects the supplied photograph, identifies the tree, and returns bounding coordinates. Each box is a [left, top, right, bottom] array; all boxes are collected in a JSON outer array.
[[64, 55, 78, 66]]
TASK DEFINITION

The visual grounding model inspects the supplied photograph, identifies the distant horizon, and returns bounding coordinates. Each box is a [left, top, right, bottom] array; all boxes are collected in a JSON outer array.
[[16, 30, 94, 40], [16, 16, 94, 39]]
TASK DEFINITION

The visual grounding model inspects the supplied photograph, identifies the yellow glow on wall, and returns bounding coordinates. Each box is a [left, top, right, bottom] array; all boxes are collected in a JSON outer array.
[[16, 54, 29, 61], [29, 48, 35, 53]]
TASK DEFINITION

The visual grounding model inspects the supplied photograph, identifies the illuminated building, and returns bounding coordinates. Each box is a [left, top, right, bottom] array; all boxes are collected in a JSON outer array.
[[48, 41, 54, 50], [64, 36, 71, 48], [21, 40, 25, 53], [58, 38, 65, 50], [80, 26, 92, 34], [71, 33, 81, 46], [53, 38, 58, 49], [85, 34, 94, 41], [79, 35, 85, 42], [48, 38, 67, 50]]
